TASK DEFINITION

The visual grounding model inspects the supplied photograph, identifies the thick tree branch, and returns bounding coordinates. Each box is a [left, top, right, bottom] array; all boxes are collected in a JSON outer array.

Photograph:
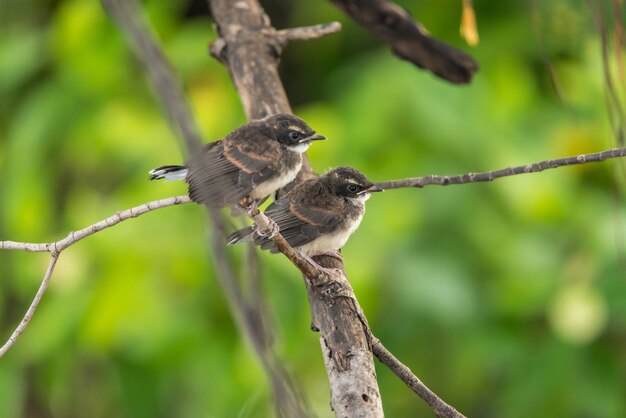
[[208, 0, 386, 416], [305, 260, 383, 418], [209, 0, 292, 119], [376, 148, 626, 190], [329, 0, 478, 83]]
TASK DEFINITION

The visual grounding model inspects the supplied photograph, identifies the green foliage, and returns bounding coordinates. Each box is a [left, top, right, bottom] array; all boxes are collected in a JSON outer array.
[[1, 0, 625, 417]]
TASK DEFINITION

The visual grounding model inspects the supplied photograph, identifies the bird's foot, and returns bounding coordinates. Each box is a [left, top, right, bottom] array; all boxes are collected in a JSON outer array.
[[256, 217, 280, 239], [315, 250, 343, 262], [302, 254, 343, 281], [239, 197, 259, 217]]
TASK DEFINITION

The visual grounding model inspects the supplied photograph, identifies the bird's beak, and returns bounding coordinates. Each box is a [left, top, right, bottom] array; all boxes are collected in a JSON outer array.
[[301, 133, 326, 143], [358, 184, 384, 195]]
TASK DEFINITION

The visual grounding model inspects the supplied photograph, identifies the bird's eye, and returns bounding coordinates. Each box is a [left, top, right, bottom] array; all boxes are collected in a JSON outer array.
[[289, 131, 300, 140], [346, 184, 359, 193]]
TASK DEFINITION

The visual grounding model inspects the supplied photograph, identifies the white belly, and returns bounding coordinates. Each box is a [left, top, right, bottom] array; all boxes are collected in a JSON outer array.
[[297, 211, 365, 256], [250, 162, 302, 199]]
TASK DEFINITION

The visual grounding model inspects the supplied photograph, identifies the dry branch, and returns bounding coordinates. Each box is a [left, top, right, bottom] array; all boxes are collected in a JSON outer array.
[[0, 255, 59, 358], [102, 0, 312, 415], [102, 0, 203, 155], [276, 22, 342, 43], [329, 0, 478, 83], [372, 338, 466, 418], [208, 0, 386, 416], [376, 147, 626, 190], [0, 196, 191, 357], [208, 209, 312, 418], [9, 1, 621, 417], [0, 196, 191, 254]]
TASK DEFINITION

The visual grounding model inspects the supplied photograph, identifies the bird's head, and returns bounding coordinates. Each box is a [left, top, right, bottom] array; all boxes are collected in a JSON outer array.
[[325, 167, 383, 203], [264, 113, 326, 153]]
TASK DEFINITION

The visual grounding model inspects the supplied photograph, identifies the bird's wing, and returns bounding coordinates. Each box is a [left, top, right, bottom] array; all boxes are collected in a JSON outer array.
[[255, 181, 344, 252], [224, 133, 286, 193], [186, 140, 251, 207], [224, 135, 282, 175]]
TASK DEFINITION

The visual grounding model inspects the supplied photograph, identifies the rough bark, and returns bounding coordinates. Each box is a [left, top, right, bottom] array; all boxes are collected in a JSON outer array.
[[208, 0, 384, 416], [330, 0, 478, 83], [307, 261, 383, 417], [209, 0, 292, 120]]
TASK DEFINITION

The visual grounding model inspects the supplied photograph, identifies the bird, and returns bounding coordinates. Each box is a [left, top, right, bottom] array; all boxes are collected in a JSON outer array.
[[227, 167, 383, 262], [148, 113, 325, 211]]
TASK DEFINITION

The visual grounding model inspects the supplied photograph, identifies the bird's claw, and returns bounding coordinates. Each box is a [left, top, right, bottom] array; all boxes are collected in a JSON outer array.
[[316, 266, 343, 282], [239, 197, 259, 216], [302, 254, 343, 281], [317, 250, 342, 261], [257, 217, 280, 239]]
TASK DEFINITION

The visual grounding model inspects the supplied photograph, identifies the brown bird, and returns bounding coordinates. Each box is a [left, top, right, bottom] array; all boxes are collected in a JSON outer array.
[[149, 114, 325, 209], [227, 167, 383, 261]]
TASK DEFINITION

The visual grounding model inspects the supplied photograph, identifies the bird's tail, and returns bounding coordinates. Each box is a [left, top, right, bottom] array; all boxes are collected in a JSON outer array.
[[148, 165, 188, 181], [226, 226, 255, 245]]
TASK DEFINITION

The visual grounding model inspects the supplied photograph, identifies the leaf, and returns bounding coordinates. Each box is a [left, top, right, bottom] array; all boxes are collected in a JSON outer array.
[[460, 0, 480, 46]]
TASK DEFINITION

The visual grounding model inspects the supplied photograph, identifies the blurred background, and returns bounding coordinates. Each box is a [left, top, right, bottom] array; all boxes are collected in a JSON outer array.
[[1, 0, 625, 417]]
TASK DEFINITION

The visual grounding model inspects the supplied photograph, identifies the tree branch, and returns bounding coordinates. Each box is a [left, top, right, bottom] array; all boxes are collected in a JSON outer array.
[[275, 22, 342, 43], [0, 196, 191, 254], [0, 195, 191, 357], [376, 148, 626, 190], [0, 255, 59, 358], [208, 209, 312, 418], [208, 0, 386, 416], [102, 1, 312, 415], [329, 0, 478, 84], [245, 206, 323, 279], [372, 338, 466, 418], [101, 0, 203, 155]]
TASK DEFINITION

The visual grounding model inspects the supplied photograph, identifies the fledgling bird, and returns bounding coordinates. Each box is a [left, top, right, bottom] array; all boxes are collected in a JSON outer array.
[[227, 167, 383, 260], [149, 114, 325, 210]]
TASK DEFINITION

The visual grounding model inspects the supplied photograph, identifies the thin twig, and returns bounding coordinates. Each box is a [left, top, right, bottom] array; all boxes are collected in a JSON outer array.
[[275, 22, 342, 42], [0, 196, 191, 357], [372, 338, 466, 418], [246, 207, 325, 280], [0, 255, 59, 358], [376, 148, 626, 190], [0, 196, 191, 253]]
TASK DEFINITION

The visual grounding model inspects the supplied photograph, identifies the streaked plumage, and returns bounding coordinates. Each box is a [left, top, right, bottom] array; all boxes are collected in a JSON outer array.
[[227, 167, 383, 255], [149, 114, 325, 209]]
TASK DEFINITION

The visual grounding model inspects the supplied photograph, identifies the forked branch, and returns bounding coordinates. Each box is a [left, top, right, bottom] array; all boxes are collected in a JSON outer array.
[[0, 195, 191, 357]]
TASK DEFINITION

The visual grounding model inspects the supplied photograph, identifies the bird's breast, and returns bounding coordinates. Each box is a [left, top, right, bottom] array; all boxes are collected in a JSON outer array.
[[297, 206, 365, 256], [249, 153, 303, 199]]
